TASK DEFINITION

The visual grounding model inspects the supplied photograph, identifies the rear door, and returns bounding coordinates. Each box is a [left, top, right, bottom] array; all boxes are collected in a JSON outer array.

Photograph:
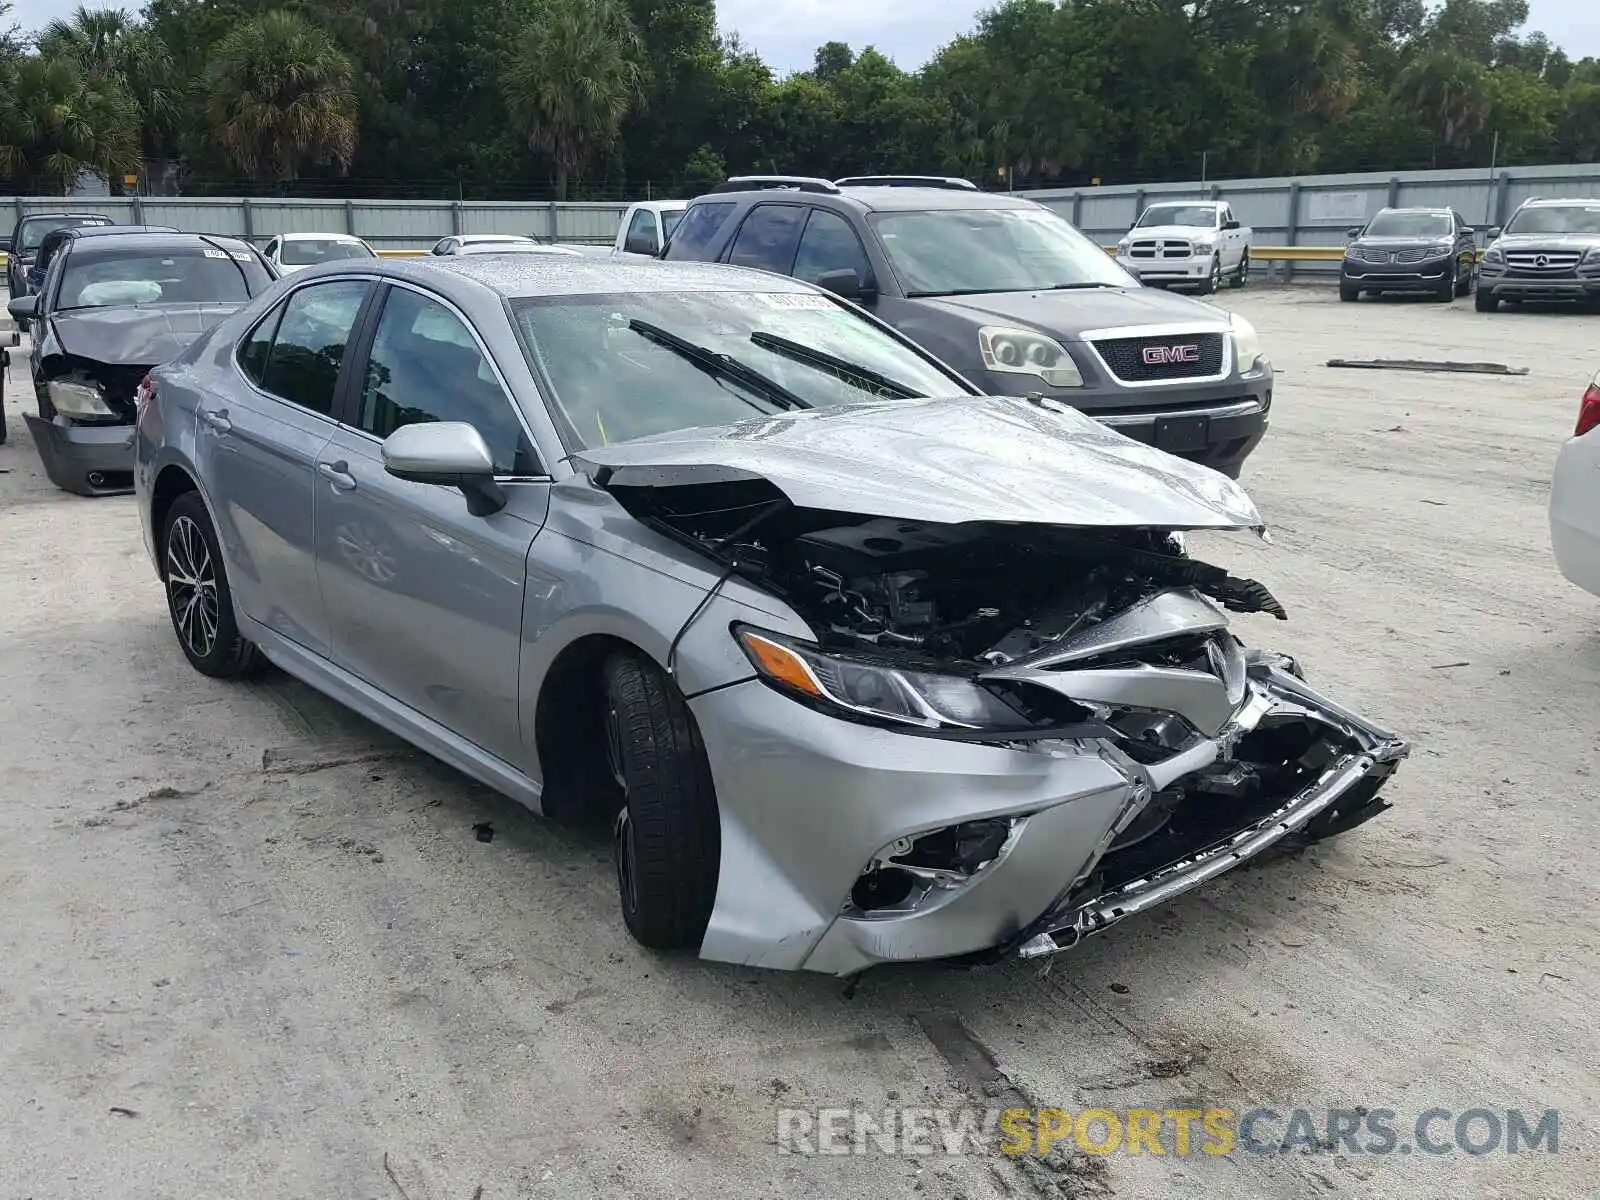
[[720, 203, 806, 276], [201, 277, 375, 657], [316, 281, 549, 765]]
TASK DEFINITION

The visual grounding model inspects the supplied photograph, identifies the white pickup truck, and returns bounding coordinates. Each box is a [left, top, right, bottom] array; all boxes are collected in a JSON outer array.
[[1115, 200, 1251, 294], [613, 200, 688, 258]]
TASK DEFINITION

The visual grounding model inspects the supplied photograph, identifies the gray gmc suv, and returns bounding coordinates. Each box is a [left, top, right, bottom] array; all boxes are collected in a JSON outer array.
[[665, 176, 1272, 477]]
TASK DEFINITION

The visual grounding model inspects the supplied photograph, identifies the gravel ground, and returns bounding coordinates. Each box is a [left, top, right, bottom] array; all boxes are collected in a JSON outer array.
[[0, 287, 1595, 1199]]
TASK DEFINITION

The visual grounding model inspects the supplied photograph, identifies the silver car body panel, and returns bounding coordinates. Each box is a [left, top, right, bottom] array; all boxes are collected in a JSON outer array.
[[133, 256, 1405, 976], [575, 395, 1264, 531]]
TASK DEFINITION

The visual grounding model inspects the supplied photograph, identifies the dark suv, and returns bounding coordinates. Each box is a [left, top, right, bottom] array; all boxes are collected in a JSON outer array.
[[1476, 198, 1600, 312], [664, 176, 1272, 477], [1339, 207, 1478, 302]]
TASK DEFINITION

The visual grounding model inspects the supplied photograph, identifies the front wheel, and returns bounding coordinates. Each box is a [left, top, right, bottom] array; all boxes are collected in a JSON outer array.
[[1437, 262, 1458, 301], [1475, 289, 1499, 313], [1197, 254, 1223, 296], [1455, 262, 1474, 296], [1339, 280, 1360, 302], [162, 491, 263, 678], [603, 653, 720, 952]]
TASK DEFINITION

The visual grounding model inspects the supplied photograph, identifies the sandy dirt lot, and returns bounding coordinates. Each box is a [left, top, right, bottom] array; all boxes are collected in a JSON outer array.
[[0, 287, 1595, 1199]]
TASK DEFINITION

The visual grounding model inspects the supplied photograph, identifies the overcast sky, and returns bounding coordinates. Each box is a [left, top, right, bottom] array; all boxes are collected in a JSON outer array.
[[8, 0, 1598, 75]]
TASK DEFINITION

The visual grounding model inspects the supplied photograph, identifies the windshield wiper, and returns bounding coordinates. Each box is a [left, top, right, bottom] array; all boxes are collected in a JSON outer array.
[[628, 319, 810, 412], [1046, 282, 1117, 290], [748, 330, 923, 400]]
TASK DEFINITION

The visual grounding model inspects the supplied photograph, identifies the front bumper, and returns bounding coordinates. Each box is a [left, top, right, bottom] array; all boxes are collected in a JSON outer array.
[[1116, 253, 1215, 284], [1341, 260, 1452, 290], [1479, 272, 1600, 302], [23, 413, 136, 496], [690, 654, 1407, 976]]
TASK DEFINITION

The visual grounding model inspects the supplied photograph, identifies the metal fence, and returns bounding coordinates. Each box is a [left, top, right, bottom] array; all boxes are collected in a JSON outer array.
[[7, 160, 1600, 272], [2, 196, 631, 253]]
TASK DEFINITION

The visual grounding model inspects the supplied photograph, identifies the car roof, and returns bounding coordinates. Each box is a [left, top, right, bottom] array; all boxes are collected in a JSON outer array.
[[18, 212, 114, 223], [697, 186, 1042, 214], [65, 231, 259, 259], [457, 233, 533, 242], [280, 231, 365, 241], [53, 224, 178, 240], [391, 255, 822, 299], [1374, 206, 1452, 214], [1520, 197, 1600, 206]]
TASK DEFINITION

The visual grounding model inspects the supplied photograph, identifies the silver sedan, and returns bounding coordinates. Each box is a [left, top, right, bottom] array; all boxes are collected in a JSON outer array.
[[133, 256, 1407, 976]]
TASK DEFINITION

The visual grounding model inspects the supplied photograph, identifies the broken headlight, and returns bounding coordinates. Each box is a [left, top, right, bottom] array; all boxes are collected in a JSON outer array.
[[735, 626, 1032, 731], [977, 326, 1083, 388], [48, 379, 116, 418]]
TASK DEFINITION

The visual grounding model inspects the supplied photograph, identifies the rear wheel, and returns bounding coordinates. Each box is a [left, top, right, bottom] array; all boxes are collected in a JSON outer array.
[[1230, 250, 1250, 288], [162, 492, 263, 678], [1475, 289, 1498, 313], [603, 653, 720, 952]]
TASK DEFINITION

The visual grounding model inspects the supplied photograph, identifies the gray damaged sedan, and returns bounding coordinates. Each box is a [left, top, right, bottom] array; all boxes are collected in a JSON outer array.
[[134, 257, 1408, 976]]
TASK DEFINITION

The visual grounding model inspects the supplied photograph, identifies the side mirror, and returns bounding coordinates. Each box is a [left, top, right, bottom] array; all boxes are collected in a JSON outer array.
[[7, 295, 38, 321], [1345, 227, 1363, 240], [623, 228, 660, 256], [381, 421, 506, 516], [814, 268, 876, 304], [1223, 219, 1240, 230]]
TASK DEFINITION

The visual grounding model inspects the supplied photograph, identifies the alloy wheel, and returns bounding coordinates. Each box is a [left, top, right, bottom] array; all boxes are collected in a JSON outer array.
[[166, 515, 219, 659]]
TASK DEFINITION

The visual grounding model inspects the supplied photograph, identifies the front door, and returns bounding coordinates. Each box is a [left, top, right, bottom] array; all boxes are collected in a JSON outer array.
[[316, 282, 549, 766], [201, 278, 373, 657]]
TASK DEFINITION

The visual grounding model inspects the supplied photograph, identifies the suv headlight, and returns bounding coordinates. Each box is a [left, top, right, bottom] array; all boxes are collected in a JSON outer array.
[[1116, 237, 1132, 252], [978, 326, 1083, 388], [1583, 247, 1600, 264], [736, 627, 1052, 733], [48, 379, 116, 417], [1229, 312, 1263, 372], [1483, 246, 1504, 263]]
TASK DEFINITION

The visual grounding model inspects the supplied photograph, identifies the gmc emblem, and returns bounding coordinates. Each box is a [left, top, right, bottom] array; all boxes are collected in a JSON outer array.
[[1142, 344, 1202, 365]]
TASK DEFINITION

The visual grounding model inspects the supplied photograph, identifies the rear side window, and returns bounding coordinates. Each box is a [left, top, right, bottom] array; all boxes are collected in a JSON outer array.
[[664, 201, 735, 260], [238, 303, 285, 386], [257, 280, 370, 415], [726, 204, 805, 274]]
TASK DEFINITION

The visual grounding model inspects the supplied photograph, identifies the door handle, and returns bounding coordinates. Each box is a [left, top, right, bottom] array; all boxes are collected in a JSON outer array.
[[317, 460, 357, 491], [199, 407, 231, 434]]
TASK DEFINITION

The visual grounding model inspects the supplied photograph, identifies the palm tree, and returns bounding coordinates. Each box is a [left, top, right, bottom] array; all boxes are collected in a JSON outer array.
[[37, 7, 181, 165], [204, 10, 358, 185], [0, 54, 142, 192], [501, 0, 645, 200]]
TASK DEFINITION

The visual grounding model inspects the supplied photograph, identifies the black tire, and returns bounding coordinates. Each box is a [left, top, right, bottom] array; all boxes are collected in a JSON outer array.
[[1197, 254, 1222, 296], [1437, 261, 1458, 301], [1455, 262, 1474, 296], [161, 491, 264, 678], [1230, 250, 1249, 288], [1475, 289, 1498, 313], [602, 653, 720, 952], [1339, 280, 1360, 302], [0, 372, 7, 446]]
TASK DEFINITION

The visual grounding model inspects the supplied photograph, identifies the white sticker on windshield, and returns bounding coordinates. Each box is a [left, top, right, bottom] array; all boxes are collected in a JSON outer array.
[[755, 292, 836, 310], [202, 247, 228, 259], [228, 249, 254, 261]]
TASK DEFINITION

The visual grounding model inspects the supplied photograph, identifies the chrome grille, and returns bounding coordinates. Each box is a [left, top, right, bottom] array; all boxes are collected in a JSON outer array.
[[1394, 248, 1432, 264], [1504, 250, 1582, 275], [1130, 238, 1193, 260]]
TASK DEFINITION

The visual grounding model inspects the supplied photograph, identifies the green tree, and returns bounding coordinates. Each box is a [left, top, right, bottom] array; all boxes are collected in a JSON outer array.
[[0, 53, 142, 192], [38, 7, 182, 164], [203, 10, 359, 185], [501, 0, 645, 199]]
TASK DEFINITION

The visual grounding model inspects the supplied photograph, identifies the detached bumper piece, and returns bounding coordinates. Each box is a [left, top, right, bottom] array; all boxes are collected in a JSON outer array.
[[1011, 659, 1408, 960], [23, 413, 136, 496]]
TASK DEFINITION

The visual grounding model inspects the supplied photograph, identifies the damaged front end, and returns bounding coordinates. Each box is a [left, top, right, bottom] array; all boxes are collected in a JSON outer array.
[[25, 363, 146, 496], [577, 404, 1408, 973]]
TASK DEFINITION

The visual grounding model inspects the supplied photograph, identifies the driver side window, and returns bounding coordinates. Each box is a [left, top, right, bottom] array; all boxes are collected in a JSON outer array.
[[355, 286, 539, 476]]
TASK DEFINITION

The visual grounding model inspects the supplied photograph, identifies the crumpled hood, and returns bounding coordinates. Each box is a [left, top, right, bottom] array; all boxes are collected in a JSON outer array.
[[915, 286, 1229, 340], [48, 304, 242, 365], [576, 395, 1264, 531]]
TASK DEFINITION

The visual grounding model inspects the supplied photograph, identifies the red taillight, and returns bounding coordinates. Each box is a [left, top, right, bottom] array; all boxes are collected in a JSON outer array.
[[1578, 383, 1600, 438], [135, 374, 155, 420]]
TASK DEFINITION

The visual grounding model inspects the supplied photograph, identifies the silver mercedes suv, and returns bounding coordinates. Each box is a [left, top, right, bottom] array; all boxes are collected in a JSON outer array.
[[1477, 197, 1600, 311]]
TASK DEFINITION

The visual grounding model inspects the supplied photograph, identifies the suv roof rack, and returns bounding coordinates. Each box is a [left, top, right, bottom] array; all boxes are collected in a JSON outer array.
[[834, 175, 978, 191], [707, 175, 840, 195]]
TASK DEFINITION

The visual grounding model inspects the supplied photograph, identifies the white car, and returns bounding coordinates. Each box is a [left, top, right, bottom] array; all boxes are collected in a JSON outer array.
[[262, 232, 377, 274], [1551, 368, 1600, 598], [429, 234, 553, 256], [1115, 200, 1252, 294]]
